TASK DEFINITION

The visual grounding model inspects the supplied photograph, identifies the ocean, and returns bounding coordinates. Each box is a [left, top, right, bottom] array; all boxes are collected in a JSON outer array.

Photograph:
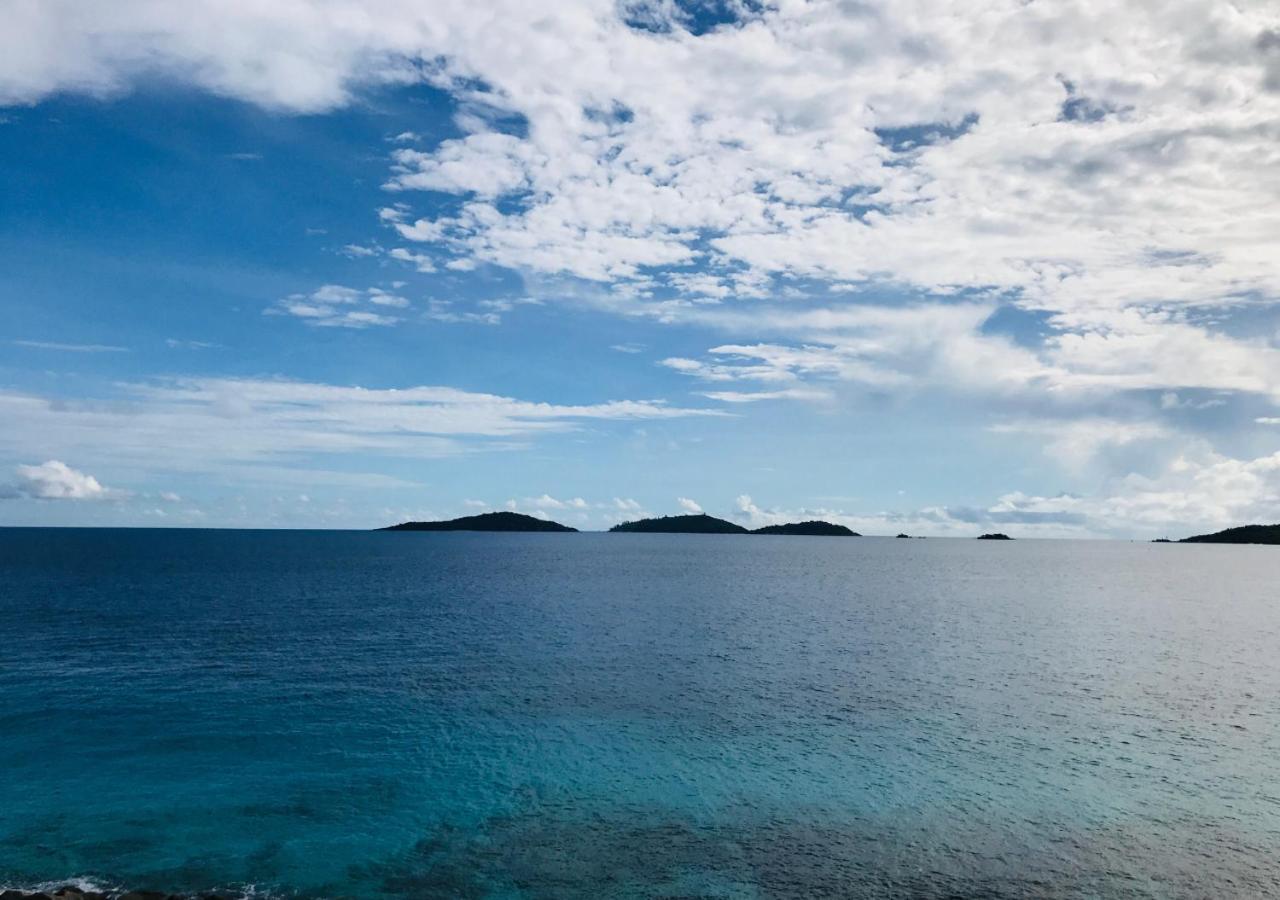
[[1, 528, 1278, 898]]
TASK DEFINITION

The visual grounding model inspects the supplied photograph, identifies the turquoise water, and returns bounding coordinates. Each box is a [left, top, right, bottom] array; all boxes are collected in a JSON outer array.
[[2, 528, 1278, 898]]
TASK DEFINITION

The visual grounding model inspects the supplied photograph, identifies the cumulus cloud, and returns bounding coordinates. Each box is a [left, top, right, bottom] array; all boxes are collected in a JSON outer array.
[[676, 496, 702, 513], [5, 460, 123, 500]]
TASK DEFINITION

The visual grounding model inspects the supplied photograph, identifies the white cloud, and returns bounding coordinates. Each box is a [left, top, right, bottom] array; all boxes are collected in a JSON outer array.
[[6, 0, 1280, 529], [423, 299, 500, 325], [7, 3, 1279, 409], [0, 379, 724, 488], [388, 247, 436, 272], [701, 388, 833, 403], [8, 460, 123, 500], [269, 284, 409, 328], [13, 340, 128, 353], [990, 418, 1173, 471], [676, 496, 702, 513], [731, 440, 1280, 537]]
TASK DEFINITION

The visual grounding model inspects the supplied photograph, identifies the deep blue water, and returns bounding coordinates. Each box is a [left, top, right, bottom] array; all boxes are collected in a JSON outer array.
[[2, 528, 1279, 898]]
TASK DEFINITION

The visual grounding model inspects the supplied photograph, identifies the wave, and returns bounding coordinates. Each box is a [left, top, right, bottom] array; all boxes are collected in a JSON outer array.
[[0, 880, 272, 900]]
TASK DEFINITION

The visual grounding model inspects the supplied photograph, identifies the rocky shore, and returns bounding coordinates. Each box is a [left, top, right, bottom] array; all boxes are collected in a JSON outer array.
[[2, 887, 235, 900]]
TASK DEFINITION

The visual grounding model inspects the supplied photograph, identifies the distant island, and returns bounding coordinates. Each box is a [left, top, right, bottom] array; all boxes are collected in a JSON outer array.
[[977, 533, 1012, 540], [607, 514, 857, 536], [753, 520, 859, 536], [610, 514, 749, 534], [1180, 524, 1280, 545], [895, 533, 910, 539], [381, 511, 578, 533]]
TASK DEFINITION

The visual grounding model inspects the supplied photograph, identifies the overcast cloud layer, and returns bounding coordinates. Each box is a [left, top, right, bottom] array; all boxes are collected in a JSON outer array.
[[2, 0, 1278, 534]]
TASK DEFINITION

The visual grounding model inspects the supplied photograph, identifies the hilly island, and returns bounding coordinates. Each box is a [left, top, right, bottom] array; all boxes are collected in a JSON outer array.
[[1179, 523, 1280, 544], [610, 514, 859, 535], [381, 511, 578, 532], [380, 512, 860, 535]]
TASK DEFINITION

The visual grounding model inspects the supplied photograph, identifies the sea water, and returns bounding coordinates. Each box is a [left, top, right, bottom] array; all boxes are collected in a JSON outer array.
[[1, 528, 1278, 898]]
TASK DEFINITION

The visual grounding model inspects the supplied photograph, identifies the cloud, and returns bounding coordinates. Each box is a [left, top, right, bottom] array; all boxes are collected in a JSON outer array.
[[6, 460, 123, 500], [731, 440, 1280, 537], [990, 418, 1172, 471], [6, 0, 1280, 530], [268, 284, 409, 328], [701, 388, 833, 403], [388, 247, 436, 272], [13, 340, 128, 352], [422, 299, 500, 325], [11, 4, 1278, 406], [676, 496, 702, 514], [0, 379, 725, 488], [505, 493, 590, 513]]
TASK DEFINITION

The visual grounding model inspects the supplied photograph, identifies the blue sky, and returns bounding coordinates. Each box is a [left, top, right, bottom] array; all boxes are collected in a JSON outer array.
[[2, 0, 1279, 535]]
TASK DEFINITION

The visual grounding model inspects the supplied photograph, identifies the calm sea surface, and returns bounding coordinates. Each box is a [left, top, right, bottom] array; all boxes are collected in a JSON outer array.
[[1, 528, 1278, 898]]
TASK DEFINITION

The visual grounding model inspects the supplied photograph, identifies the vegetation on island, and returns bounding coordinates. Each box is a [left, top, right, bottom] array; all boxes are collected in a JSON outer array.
[[608, 514, 859, 536], [380, 511, 578, 533], [1179, 524, 1280, 545], [753, 521, 859, 536], [609, 514, 750, 534], [977, 533, 1012, 540]]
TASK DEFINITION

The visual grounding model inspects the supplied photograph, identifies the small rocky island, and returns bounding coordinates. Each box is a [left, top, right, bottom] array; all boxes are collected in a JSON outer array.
[[1180, 523, 1280, 545], [977, 533, 1012, 540], [753, 520, 859, 536], [380, 511, 578, 532]]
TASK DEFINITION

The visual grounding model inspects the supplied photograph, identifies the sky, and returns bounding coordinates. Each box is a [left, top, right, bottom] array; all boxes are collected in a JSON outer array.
[[1, 0, 1278, 536]]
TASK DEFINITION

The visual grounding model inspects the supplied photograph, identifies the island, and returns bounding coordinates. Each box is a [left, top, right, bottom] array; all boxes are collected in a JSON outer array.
[[1180, 524, 1280, 545], [609, 514, 749, 534], [895, 533, 910, 539], [380, 511, 578, 532], [753, 521, 859, 536], [977, 533, 1012, 540]]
